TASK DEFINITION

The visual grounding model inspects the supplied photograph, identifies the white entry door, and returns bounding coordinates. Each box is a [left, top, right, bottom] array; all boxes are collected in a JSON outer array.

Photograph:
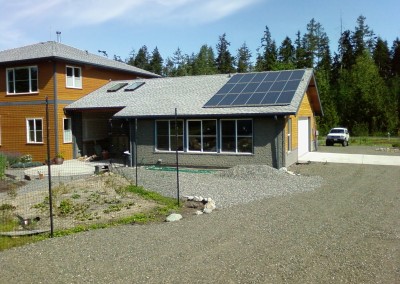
[[298, 118, 309, 157]]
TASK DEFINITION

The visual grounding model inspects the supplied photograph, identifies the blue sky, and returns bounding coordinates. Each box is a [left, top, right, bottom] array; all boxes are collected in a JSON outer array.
[[1, 0, 399, 63]]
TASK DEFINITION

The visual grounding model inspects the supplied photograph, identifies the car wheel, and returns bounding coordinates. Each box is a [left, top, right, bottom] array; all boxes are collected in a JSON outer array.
[[342, 140, 347, 147]]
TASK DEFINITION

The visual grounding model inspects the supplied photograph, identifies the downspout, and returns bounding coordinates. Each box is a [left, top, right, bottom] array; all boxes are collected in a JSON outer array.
[[53, 61, 59, 156]]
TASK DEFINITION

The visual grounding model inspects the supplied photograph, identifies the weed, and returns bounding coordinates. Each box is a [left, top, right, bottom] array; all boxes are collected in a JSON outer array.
[[53, 183, 73, 196], [0, 204, 16, 211], [71, 193, 81, 199], [58, 199, 74, 216]]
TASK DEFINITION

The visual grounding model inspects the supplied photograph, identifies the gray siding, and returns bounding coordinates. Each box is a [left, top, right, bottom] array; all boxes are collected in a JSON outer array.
[[132, 117, 285, 169]]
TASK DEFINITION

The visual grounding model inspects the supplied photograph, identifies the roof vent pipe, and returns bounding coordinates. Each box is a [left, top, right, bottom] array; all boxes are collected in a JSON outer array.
[[56, 31, 61, 43]]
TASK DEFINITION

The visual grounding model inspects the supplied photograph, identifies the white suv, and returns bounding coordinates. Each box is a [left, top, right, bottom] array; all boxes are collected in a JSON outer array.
[[326, 127, 350, 146]]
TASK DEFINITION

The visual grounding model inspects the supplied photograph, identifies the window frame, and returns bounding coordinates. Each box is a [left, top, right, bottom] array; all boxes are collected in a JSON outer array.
[[220, 119, 253, 154], [187, 119, 217, 153], [6, 66, 38, 94], [66, 66, 82, 89], [287, 118, 292, 152], [63, 118, 72, 143], [26, 118, 44, 144], [155, 120, 184, 152]]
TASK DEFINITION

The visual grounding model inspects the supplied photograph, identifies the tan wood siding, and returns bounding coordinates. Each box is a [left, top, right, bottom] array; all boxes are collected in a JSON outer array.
[[0, 59, 146, 162], [285, 91, 316, 153]]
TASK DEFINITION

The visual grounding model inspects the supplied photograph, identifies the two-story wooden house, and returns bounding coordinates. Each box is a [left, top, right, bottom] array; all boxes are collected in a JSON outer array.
[[0, 41, 159, 162]]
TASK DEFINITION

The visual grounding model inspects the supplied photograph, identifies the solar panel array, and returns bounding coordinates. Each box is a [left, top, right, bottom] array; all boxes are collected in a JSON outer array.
[[203, 70, 305, 108]]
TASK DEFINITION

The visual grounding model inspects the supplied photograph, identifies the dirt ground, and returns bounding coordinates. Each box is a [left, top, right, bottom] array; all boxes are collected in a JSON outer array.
[[0, 172, 201, 232]]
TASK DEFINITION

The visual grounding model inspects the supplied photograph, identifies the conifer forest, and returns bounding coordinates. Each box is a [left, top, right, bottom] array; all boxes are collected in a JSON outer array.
[[117, 16, 400, 136]]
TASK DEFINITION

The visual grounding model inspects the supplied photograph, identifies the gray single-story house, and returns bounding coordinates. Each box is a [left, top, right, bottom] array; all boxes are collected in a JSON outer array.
[[65, 68, 323, 168]]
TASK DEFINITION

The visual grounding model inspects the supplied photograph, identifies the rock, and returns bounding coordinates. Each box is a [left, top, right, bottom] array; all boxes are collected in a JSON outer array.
[[166, 213, 182, 222], [203, 208, 213, 214], [193, 196, 203, 202], [185, 196, 194, 201], [204, 199, 216, 210], [195, 210, 203, 215]]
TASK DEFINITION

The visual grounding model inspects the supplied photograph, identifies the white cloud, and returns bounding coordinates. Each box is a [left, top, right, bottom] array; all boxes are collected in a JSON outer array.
[[0, 0, 260, 50]]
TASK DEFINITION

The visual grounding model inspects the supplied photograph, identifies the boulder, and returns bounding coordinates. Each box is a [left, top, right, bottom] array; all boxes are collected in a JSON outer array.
[[204, 199, 216, 210], [166, 213, 182, 222], [203, 208, 213, 214]]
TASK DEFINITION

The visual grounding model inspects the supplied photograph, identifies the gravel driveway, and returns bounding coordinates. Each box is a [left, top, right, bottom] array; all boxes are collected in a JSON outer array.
[[0, 146, 399, 283]]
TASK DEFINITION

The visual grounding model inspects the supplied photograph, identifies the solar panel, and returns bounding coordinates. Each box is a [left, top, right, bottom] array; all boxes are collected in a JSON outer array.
[[107, 83, 128, 92], [276, 91, 296, 104], [125, 82, 145, 91], [231, 93, 252, 105], [203, 69, 306, 108], [261, 92, 280, 105]]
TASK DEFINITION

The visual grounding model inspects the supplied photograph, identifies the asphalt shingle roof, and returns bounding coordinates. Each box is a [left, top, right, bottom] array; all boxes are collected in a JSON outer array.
[[66, 69, 322, 118], [0, 41, 159, 78]]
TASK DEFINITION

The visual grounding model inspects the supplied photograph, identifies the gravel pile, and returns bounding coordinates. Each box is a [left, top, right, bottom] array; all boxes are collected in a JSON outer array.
[[118, 164, 323, 208]]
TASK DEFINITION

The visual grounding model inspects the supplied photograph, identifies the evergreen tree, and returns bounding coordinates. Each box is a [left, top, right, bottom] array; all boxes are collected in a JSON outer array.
[[352, 15, 376, 56], [149, 47, 163, 75], [163, 57, 174, 77], [278, 36, 294, 64], [126, 49, 136, 66], [215, 33, 235, 74], [294, 31, 309, 68], [338, 30, 355, 70], [373, 37, 391, 79], [193, 45, 217, 75], [134, 45, 150, 70], [171, 47, 190, 76], [257, 26, 277, 71], [303, 18, 329, 67], [391, 38, 400, 76], [236, 42, 253, 73]]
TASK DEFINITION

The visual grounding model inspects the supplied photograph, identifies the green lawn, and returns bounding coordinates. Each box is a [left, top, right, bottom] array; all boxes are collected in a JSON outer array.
[[319, 136, 400, 147]]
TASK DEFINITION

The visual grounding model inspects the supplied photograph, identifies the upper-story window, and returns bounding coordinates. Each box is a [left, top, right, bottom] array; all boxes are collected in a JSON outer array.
[[7, 66, 38, 94], [66, 66, 82, 88]]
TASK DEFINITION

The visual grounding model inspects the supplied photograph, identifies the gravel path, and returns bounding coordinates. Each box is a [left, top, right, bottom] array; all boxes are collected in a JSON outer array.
[[117, 165, 323, 208], [1, 147, 399, 283]]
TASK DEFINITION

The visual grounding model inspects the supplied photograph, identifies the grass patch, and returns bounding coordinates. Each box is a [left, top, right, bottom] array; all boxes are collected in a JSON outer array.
[[319, 136, 400, 147]]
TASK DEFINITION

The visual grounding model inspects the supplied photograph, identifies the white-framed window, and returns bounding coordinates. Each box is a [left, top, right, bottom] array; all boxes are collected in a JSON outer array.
[[287, 118, 292, 152], [187, 120, 217, 152], [156, 120, 184, 151], [220, 119, 253, 153], [66, 66, 82, 88], [26, 118, 43, 143], [7, 66, 38, 94], [63, 118, 72, 143]]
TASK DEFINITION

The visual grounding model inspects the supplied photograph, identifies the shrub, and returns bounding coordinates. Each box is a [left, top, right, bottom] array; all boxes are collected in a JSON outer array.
[[0, 153, 6, 179], [10, 162, 43, 168], [20, 154, 32, 163]]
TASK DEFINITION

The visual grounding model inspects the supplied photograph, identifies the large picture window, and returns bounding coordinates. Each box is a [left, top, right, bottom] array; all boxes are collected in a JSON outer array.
[[7, 66, 38, 94], [156, 120, 184, 151], [26, 118, 43, 143], [221, 119, 253, 153], [66, 66, 82, 88], [188, 120, 217, 152]]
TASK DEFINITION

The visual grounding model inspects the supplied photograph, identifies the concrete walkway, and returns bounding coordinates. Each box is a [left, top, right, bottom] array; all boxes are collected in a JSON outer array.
[[299, 152, 400, 166], [23, 159, 117, 178]]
